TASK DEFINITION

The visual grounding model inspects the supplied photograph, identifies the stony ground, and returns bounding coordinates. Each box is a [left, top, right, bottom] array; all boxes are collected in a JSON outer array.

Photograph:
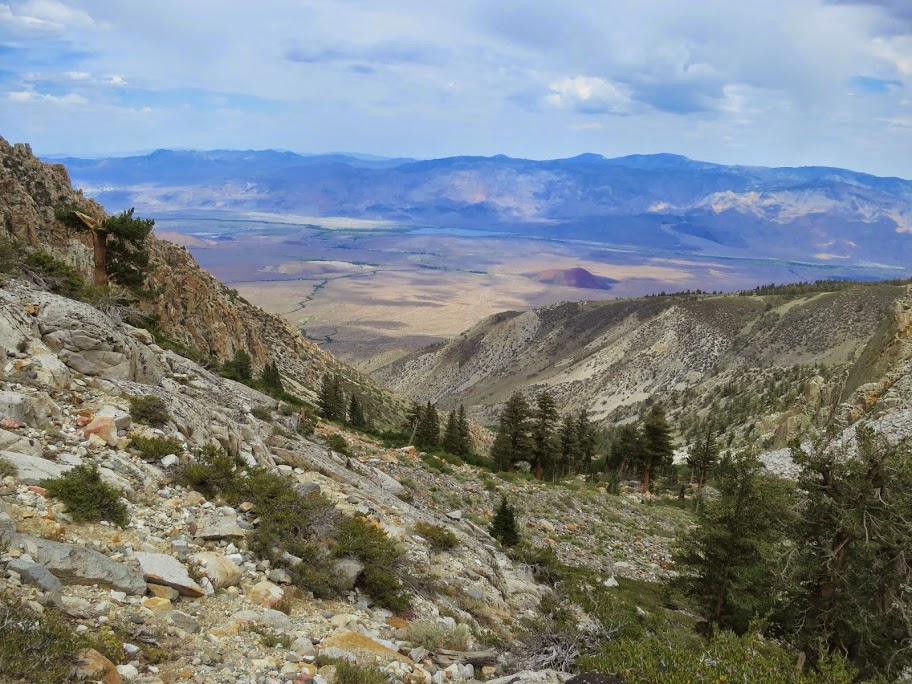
[[0, 280, 693, 684]]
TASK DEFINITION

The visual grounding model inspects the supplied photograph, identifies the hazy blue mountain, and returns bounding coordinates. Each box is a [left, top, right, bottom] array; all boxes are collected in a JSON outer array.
[[54, 149, 912, 270]]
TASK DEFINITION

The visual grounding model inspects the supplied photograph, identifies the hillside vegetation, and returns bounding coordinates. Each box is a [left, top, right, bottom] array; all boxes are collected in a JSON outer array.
[[375, 281, 912, 450]]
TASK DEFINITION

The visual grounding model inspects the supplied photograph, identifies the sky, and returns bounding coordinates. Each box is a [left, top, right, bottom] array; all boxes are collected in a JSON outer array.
[[2, 0, 912, 177]]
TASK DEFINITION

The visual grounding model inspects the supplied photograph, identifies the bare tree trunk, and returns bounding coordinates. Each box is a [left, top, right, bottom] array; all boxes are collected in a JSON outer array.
[[641, 464, 651, 493]]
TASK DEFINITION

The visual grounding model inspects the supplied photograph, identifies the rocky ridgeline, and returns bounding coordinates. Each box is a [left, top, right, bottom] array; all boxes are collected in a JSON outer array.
[[0, 134, 407, 428], [0, 278, 627, 684]]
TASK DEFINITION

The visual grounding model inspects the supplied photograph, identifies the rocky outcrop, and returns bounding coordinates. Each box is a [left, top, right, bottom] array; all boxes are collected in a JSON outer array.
[[8, 535, 147, 595], [0, 135, 407, 427]]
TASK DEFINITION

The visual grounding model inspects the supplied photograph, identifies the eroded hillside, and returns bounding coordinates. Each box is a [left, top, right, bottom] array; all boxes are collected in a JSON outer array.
[[374, 283, 912, 447], [0, 136, 407, 427]]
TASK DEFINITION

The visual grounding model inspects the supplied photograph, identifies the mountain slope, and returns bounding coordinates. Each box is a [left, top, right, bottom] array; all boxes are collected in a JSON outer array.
[[373, 282, 912, 448], [55, 149, 912, 272], [0, 136, 407, 425]]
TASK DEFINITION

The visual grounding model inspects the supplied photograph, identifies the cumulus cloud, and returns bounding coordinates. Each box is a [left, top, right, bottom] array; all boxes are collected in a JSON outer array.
[[1, 0, 912, 176], [7, 89, 86, 104], [544, 76, 635, 115]]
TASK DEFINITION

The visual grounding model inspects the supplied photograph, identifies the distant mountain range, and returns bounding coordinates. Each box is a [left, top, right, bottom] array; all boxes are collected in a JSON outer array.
[[53, 149, 912, 273]]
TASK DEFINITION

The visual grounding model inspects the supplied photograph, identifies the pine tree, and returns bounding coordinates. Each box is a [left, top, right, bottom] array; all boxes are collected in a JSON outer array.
[[492, 392, 532, 471], [223, 349, 252, 382], [779, 427, 912, 679], [348, 394, 366, 428], [576, 409, 596, 478], [65, 207, 154, 289], [415, 402, 440, 449], [531, 391, 559, 480], [456, 404, 472, 456], [318, 374, 345, 421], [442, 410, 461, 455], [559, 414, 579, 478], [638, 404, 674, 493], [260, 360, 283, 393], [674, 454, 794, 634], [687, 422, 719, 489], [490, 495, 520, 547]]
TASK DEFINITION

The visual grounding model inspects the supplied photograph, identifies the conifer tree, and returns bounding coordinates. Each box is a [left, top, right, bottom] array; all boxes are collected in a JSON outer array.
[[492, 392, 532, 471], [687, 422, 719, 489], [65, 207, 154, 289], [318, 374, 345, 421], [531, 391, 559, 480], [347, 394, 366, 428], [415, 401, 440, 449], [576, 409, 596, 477], [779, 427, 912, 679], [490, 495, 520, 547], [559, 414, 579, 478], [456, 404, 472, 456], [223, 349, 252, 382], [638, 404, 674, 493], [442, 410, 461, 455], [260, 360, 283, 393], [674, 454, 794, 634]]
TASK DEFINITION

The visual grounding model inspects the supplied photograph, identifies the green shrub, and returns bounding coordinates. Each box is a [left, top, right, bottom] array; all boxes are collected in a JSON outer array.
[[404, 620, 472, 651], [334, 660, 391, 684], [173, 445, 242, 499], [128, 394, 169, 427], [23, 251, 86, 298], [0, 456, 17, 479], [131, 435, 183, 462], [490, 495, 520, 546], [0, 592, 91, 683], [336, 515, 410, 612], [41, 464, 129, 526], [326, 433, 351, 456], [0, 236, 20, 274], [296, 407, 317, 436], [415, 521, 458, 551], [251, 405, 272, 422], [581, 629, 860, 684]]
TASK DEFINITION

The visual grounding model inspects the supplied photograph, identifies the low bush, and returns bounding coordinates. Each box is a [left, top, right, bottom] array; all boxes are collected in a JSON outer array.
[[173, 444, 411, 611], [41, 464, 129, 525], [0, 456, 17, 479], [131, 435, 183, 462], [326, 433, 351, 456], [173, 445, 243, 499], [128, 394, 169, 427], [0, 236, 20, 275], [581, 630, 860, 684], [415, 521, 458, 551], [251, 405, 272, 422], [0, 592, 90, 683], [336, 515, 410, 612], [23, 251, 86, 299], [333, 660, 392, 684], [403, 620, 473, 651]]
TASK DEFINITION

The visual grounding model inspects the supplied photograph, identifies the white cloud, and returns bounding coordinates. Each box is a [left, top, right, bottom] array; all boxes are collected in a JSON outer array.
[[544, 76, 635, 114], [7, 89, 87, 104]]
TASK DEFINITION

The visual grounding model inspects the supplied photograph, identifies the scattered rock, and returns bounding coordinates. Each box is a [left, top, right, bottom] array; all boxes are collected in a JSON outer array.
[[192, 551, 242, 589], [134, 552, 205, 597], [72, 648, 122, 684], [247, 580, 284, 608], [11, 535, 147, 595]]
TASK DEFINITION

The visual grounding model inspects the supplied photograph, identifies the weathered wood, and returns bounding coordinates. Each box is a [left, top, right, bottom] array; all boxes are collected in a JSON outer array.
[[433, 648, 499, 666]]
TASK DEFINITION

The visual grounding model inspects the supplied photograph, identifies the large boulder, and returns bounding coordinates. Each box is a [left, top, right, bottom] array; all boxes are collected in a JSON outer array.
[[192, 551, 242, 589], [9, 534, 147, 595], [0, 451, 68, 485], [30, 291, 163, 384], [134, 552, 205, 597], [0, 428, 42, 456], [0, 390, 60, 426]]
